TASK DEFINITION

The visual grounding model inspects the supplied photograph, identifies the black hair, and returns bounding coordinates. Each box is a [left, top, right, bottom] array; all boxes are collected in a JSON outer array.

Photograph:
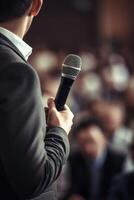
[[73, 116, 105, 136], [0, 0, 33, 22]]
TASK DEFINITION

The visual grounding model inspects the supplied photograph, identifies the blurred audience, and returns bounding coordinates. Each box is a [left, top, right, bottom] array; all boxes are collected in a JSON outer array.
[[30, 48, 134, 200], [124, 134, 134, 173], [125, 76, 134, 129], [61, 117, 125, 200], [101, 101, 133, 154]]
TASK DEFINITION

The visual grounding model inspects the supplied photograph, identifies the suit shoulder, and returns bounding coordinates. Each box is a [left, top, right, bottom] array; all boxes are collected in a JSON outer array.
[[0, 61, 41, 113], [0, 44, 38, 80], [0, 61, 40, 100], [0, 45, 25, 67]]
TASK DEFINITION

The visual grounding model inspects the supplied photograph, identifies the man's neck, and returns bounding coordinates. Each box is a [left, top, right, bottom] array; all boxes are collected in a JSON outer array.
[[0, 17, 27, 39]]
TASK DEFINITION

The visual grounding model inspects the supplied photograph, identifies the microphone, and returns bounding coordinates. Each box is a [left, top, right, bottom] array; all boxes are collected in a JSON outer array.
[[55, 54, 82, 111]]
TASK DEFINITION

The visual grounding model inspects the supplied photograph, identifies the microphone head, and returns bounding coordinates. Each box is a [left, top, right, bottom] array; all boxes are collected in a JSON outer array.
[[62, 54, 82, 80]]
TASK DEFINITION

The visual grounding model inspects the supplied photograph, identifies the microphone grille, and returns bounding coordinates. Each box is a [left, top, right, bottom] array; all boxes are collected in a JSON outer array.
[[62, 54, 82, 80]]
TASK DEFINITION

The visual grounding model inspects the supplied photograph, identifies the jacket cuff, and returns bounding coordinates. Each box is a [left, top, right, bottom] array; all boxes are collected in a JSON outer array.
[[46, 127, 70, 162]]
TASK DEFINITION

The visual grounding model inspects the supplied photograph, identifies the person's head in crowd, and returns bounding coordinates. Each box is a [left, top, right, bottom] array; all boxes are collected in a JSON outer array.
[[88, 99, 107, 118], [102, 101, 125, 137], [73, 117, 107, 160], [0, 0, 43, 38]]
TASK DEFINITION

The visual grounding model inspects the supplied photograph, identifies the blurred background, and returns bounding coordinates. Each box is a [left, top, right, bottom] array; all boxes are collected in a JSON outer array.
[[25, 0, 134, 199]]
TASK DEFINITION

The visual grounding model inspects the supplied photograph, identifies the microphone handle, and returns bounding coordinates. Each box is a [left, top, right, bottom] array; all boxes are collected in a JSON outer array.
[[55, 77, 74, 111]]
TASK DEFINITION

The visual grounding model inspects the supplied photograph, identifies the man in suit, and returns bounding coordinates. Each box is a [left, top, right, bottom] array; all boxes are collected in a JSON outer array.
[[0, 0, 74, 200], [108, 172, 134, 200], [63, 117, 125, 200], [108, 139, 134, 200]]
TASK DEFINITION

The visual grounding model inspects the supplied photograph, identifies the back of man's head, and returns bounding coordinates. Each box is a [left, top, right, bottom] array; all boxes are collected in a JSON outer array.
[[73, 116, 105, 136], [0, 0, 33, 22], [72, 116, 107, 159]]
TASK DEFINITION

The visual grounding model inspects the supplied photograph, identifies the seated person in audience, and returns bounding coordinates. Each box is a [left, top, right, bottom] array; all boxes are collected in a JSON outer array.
[[108, 171, 134, 200], [63, 117, 126, 200], [124, 134, 134, 173], [99, 101, 133, 154]]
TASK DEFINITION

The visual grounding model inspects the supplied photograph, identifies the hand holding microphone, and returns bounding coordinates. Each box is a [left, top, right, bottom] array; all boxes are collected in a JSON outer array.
[[55, 54, 82, 111], [47, 54, 82, 134], [47, 98, 74, 134]]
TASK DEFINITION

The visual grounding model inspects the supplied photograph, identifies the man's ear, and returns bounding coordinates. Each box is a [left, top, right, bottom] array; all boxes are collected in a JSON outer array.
[[29, 0, 43, 16]]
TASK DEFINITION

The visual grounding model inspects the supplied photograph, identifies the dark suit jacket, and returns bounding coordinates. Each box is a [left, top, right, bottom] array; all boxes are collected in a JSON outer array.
[[108, 172, 134, 200], [0, 33, 70, 200], [64, 148, 125, 200]]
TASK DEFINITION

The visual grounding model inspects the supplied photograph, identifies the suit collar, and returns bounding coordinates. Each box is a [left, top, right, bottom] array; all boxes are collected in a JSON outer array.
[[0, 33, 27, 63]]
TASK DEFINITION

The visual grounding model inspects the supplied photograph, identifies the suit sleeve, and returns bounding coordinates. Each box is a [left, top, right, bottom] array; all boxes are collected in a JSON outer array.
[[0, 62, 70, 199]]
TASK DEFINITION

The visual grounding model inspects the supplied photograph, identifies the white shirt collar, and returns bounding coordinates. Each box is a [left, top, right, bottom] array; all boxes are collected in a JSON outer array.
[[0, 27, 32, 60]]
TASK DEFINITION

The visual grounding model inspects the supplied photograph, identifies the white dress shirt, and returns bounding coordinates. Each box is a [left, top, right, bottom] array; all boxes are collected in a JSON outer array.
[[0, 27, 32, 61]]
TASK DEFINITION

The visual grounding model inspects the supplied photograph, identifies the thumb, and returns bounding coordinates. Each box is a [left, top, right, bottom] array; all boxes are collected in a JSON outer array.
[[47, 98, 56, 110]]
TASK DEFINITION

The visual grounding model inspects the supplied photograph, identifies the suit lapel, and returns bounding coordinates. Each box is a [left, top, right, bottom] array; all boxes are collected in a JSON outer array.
[[0, 33, 27, 63]]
